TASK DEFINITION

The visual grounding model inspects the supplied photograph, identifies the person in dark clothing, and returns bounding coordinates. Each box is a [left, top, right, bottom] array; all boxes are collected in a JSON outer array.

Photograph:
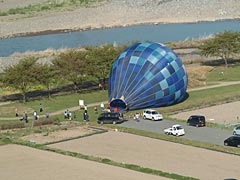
[[83, 112, 89, 121], [24, 112, 28, 123], [15, 108, 19, 117], [45, 111, 49, 119], [40, 103, 43, 112]]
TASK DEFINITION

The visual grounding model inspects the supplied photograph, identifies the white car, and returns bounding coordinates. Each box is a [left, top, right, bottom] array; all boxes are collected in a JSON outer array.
[[164, 124, 185, 136], [233, 126, 240, 135], [143, 109, 163, 121]]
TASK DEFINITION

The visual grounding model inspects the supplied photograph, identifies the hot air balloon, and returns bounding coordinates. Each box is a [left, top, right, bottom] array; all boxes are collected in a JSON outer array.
[[108, 42, 188, 111]]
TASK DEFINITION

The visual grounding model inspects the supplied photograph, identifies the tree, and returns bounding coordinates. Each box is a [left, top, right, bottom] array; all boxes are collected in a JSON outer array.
[[199, 31, 240, 67], [86, 45, 126, 86], [52, 50, 90, 91], [1, 57, 39, 102], [35, 64, 57, 99]]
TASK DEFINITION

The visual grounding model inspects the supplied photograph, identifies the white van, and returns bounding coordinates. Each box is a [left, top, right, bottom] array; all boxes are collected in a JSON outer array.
[[143, 109, 163, 121]]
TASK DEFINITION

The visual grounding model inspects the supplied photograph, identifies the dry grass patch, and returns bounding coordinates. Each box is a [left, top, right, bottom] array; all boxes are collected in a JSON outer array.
[[0, 106, 33, 117], [186, 65, 214, 88], [20, 125, 97, 144]]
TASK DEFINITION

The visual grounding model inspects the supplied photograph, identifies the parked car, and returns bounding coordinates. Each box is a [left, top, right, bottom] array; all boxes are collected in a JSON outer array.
[[97, 112, 124, 124], [187, 115, 206, 127], [164, 124, 185, 136], [224, 136, 240, 147], [143, 109, 163, 121], [233, 126, 240, 135]]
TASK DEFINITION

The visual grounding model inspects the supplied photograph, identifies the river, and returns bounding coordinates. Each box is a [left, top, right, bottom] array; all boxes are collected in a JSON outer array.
[[1, 19, 240, 57]]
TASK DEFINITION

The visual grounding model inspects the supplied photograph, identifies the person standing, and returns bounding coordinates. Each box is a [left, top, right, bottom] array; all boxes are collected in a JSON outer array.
[[83, 112, 89, 121], [25, 112, 28, 123], [40, 103, 43, 112], [21, 112, 25, 121], [135, 112, 140, 122], [94, 106, 98, 114], [68, 111, 72, 120], [113, 107, 118, 113], [100, 102, 104, 111], [136, 112, 140, 122], [64, 111, 67, 119], [45, 111, 49, 119], [84, 105, 88, 113], [33, 111, 38, 120], [15, 108, 19, 117]]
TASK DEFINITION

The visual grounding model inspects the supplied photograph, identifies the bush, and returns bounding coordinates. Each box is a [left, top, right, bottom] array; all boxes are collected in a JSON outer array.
[[0, 12, 8, 16], [0, 122, 25, 130], [33, 119, 56, 127]]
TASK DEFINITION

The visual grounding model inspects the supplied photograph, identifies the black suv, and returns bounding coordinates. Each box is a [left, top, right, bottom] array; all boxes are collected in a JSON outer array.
[[224, 136, 240, 147], [97, 112, 124, 124], [187, 115, 206, 127]]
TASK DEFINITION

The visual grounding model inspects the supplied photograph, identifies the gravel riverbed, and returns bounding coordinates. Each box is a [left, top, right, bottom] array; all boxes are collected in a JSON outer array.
[[0, 0, 239, 69], [0, 0, 240, 39]]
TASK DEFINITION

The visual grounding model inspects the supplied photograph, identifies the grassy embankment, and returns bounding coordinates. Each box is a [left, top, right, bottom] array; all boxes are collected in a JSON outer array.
[[0, 65, 240, 122], [0, 83, 240, 122]]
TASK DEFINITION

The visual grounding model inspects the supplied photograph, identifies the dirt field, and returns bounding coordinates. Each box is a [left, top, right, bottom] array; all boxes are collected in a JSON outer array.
[[49, 131, 240, 180], [20, 125, 97, 144], [2, 107, 240, 180], [0, 144, 169, 180], [170, 101, 240, 125]]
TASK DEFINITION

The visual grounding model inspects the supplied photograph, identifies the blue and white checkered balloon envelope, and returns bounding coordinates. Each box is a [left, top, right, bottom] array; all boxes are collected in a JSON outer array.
[[108, 42, 188, 111]]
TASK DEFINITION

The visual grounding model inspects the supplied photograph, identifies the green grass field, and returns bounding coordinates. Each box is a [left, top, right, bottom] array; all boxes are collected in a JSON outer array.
[[0, 84, 240, 124], [160, 84, 240, 114], [207, 66, 240, 82], [0, 64, 240, 124], [0, 90, 108, 117]]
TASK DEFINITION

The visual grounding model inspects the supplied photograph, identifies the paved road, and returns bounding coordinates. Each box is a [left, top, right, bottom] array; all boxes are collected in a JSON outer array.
[[119, 118, 233, 146]]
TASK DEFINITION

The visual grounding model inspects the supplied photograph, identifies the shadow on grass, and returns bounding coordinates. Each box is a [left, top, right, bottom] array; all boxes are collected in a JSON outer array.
[[201, 58, 240, 67], [0, 81, 101, 102]]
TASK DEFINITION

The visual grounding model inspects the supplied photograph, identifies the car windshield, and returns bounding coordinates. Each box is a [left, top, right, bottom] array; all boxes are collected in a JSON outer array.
[[152, 111, 159, 115], [176, 126, 183, 130], [228, 136, 235, 140]]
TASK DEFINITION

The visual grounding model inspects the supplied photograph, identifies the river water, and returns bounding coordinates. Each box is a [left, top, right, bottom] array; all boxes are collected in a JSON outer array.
[[1, 19, 240, 57]]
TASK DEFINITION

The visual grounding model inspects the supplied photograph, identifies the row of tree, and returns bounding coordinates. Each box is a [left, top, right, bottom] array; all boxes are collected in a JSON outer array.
[[0, 45, 126, 102], [1, 31, 239, 102]]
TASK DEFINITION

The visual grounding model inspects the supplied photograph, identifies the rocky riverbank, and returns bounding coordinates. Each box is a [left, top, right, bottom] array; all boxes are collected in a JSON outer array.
[[0, 0, 240, 39], [0, 0, 239, 72]]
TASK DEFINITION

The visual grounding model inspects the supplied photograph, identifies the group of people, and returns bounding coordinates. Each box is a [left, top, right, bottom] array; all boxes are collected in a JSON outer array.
[[17, 103, 49, 123], [20, 112, 28, 123], [64, 108, 89, 121], [64, 110, 72, 120], [17, 101, 128, 123], [33, 104, 49, 120], [69, 102, 107, 122]]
